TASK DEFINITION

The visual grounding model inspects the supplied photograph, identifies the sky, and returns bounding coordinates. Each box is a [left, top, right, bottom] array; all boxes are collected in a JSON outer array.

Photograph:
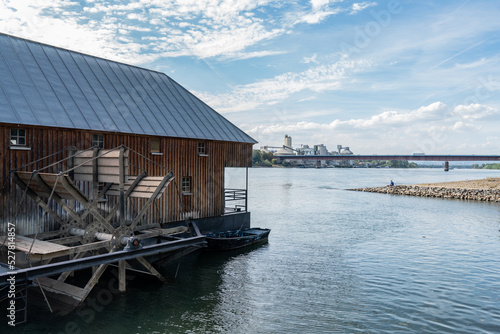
[[1, 0, 499, 154]]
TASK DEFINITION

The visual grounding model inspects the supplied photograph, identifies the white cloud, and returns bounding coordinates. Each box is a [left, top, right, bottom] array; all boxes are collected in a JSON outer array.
[[311, 0, 330, 10], [243, 102, 498, 154], [195, 57, 372, 113], [0, 0, 287, 61], [292, 0, 346, 25], [222, 50, 288, 61], [0, 0, 153, 64], [342, 102, 447, 128], [0, 0, 393, 62], [452, 121, 479, 132], [296, 8, 342, 25], [451, 104, 498, 120], [350, 2, 377, 14], [302, 53, 319, 64]]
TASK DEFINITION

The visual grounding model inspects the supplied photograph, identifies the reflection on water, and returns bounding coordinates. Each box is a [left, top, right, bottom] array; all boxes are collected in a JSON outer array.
[[4, 168, 500, 333]]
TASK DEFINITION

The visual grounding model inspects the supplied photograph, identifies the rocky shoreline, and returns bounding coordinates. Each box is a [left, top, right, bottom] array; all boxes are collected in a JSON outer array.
[[350, 178, 500, 202]]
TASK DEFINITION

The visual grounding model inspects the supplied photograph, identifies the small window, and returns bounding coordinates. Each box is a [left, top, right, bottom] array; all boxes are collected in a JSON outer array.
[[151, 138, 160, 153], [92, 134, 104, 148], [182, 177, 191, 194], [10, 128, 26, 146], [198, 142, 206, 155]]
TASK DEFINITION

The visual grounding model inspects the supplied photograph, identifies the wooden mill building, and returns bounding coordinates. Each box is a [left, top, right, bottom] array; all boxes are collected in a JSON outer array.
[[0, 33, 256, 237]]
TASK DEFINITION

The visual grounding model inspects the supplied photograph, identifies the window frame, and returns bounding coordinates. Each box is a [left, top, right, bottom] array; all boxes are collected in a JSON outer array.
[[92, 134, 104, 149], [9, 128, 30, 150], [181, 176, 192, 195], [198, 142, 208, 156], [10, 128, 26, 146], [150, 137, 163, 155]]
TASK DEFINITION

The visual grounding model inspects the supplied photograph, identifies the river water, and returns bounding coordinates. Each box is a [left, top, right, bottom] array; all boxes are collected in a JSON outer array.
[[7, 168, 500, 333]]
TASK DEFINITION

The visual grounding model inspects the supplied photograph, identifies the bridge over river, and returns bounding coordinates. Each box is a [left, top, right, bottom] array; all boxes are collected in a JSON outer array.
[[274, 155, 500, 171]]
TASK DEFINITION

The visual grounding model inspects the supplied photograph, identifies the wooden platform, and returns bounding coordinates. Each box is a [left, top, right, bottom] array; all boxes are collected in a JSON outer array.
[[0, 235, 112, 261], [0, 235, 70, 256], [33, 277, 87, 315]]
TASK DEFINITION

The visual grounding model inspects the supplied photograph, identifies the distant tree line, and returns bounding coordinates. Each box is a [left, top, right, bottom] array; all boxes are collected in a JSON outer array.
[[472, 163, 500, 170], [355, 160, 418, 168], [253, 150, 276, 167], [252, 150, 421, 168], [382, 160, 418, 168]]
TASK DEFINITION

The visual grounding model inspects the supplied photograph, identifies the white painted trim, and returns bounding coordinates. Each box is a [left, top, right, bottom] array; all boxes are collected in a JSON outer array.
[[9, 146, 31, 151]]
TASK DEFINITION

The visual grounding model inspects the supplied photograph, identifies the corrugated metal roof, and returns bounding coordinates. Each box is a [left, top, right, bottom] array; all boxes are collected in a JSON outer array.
[[0, 33, 256, 144]]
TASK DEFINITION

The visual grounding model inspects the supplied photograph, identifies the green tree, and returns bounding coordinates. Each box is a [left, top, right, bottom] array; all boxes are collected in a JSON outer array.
[[483, 163, 500, 169], [262, 151, 274, 161], [261, 159, 272, 167], [252, 150, 262, 165]]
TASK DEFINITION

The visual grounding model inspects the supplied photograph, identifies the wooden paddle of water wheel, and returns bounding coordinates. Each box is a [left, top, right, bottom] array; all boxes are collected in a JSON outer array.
[[1, 145, 205, 317]]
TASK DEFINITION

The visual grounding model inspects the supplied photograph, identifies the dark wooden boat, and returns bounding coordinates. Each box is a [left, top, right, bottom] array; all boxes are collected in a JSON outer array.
[[204, 228, 270, 251]]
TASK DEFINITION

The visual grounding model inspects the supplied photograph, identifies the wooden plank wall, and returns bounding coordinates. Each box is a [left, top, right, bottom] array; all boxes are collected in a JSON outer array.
[[0, 124, 253, 235]]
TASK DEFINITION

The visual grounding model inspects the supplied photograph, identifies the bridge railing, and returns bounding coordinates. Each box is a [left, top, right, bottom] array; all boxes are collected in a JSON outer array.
[[224, 188, 247, 214]]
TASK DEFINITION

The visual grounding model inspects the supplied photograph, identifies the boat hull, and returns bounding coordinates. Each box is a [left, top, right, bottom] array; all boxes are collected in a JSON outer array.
[[205, 228, 270, 251]]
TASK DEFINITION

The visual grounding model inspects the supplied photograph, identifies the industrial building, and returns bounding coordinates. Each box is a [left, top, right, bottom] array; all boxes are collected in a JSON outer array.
[[262, 135, 354, 167]]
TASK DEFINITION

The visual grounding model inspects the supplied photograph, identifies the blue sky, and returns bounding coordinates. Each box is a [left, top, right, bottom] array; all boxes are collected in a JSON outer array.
[[1, 0, 499, 154]]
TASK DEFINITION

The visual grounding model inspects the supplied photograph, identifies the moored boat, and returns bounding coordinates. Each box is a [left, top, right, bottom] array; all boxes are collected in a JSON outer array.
[[205, 228, 270, 251]]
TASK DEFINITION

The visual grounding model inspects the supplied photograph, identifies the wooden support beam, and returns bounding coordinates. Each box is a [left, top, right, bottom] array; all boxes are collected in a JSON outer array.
[[12, 173, 64, 225], [48, 235, 83, 245], [59, 176, 115, 233], [57, 252, 87, 282], [188, 222, 202, 237], [99, 182, 113, 197], [136, 256, 167, 283], [118, 260, 126, 292], [80, 262, 110, 303], [95, 172, 147, 224], [125, 171, 147, 197], [70, 240, 112, 254], [31, 173, 87, 227]]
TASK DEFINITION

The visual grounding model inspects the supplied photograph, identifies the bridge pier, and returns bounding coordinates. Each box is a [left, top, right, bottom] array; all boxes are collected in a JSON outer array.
[[444, 161, 449, 172]]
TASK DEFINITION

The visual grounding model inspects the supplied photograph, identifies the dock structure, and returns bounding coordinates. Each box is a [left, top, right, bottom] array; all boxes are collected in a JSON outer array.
[[0, 33, 256, 322]]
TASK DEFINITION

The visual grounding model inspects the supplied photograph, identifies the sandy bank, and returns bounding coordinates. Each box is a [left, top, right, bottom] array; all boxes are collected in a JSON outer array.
[[350, 178, 500, 202]]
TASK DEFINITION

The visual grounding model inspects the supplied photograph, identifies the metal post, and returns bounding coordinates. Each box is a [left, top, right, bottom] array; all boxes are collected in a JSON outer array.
[[92, 148, 99, 205], [245, 167, 248, 212], [119, 148, 125, 226]]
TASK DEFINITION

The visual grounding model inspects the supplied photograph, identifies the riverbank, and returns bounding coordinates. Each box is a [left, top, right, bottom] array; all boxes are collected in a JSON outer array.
[[350, 177, 500, 202]]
